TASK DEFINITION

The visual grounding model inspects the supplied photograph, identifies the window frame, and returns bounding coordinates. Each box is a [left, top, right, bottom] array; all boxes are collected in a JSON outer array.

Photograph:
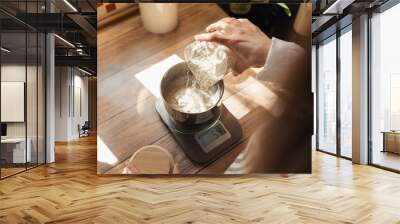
[[315, 22, 353, 161], [367, 0, 400, 173], [0, 0, 47, 180]]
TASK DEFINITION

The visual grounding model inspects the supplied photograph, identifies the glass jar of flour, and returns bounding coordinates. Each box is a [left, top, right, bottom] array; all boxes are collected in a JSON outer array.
[[184, 41, 232, 90]]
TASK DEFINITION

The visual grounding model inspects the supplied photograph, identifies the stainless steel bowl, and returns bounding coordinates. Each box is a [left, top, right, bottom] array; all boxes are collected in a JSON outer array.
[[160, 62, 224, 126]]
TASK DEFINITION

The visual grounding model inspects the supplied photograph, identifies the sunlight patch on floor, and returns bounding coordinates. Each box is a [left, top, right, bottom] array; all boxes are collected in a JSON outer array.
[[97, 136, 118, 165], [135, 54, 183, 98]]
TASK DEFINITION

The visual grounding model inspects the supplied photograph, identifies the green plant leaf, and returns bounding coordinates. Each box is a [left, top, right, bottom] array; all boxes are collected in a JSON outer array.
[[276, 3, 292, 17]]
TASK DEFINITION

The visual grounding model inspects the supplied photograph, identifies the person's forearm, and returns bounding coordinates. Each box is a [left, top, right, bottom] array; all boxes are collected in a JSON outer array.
[[256, 37, 305, 81], [256, 37, 311, 110], [226, 38, 312, 174]]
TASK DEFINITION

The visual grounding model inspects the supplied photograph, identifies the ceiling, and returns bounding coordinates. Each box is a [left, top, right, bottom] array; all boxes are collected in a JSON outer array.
[[0, 0, 97, 74], [0, 0, 96, 14], [312, 0, 391, 43]]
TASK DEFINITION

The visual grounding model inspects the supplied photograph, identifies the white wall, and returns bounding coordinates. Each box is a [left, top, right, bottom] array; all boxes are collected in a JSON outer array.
[[1, 65, 26, 138], [54, 67, 89, 141], [72, 73, 89, 138], [55, 66, 69, 141], [1, 65, 36, 138], [1, 82, 25, 122]]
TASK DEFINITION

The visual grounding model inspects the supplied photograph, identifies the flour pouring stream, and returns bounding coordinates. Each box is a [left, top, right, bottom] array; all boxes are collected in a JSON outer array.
[[169, 41, 231, 113]]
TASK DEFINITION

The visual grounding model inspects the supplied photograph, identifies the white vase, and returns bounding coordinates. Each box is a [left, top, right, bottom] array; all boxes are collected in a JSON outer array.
[[139, 3, 178, 34]]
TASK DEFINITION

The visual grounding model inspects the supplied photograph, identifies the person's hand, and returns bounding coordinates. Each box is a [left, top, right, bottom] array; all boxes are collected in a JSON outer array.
[[194, 17, 272, 75], [122, 163, 140, 174]]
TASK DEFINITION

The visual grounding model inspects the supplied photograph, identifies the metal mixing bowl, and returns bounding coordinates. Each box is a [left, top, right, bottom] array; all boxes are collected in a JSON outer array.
[[160, 62, 224, 126]]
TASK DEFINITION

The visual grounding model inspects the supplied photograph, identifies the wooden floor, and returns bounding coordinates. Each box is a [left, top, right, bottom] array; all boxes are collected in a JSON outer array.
[[1, 163, 46, 178], [1, 167, 26, 178], [0, 135, 399, 223], [373, 150, 400, 171]]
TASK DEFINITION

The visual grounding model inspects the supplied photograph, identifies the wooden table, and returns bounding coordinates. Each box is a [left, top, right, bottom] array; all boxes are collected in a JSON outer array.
[[381, 131, 400, 154], [97, 3, 306, 174]]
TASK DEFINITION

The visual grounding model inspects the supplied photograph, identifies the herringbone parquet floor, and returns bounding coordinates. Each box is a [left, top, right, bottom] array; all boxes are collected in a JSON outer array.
[[1, 135, 399, 223]]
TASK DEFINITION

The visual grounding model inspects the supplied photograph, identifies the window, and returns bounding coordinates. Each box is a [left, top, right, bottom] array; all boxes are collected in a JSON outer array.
[[317, 35, 337, 154], [0, 1, 46, 179], [339, 27, 352, 158], [370, 2, 400, 171], [316, 25, 353, 159]]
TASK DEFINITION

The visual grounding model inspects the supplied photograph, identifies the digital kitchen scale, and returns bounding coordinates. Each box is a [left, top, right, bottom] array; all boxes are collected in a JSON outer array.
[[155, 98, 242, 164]]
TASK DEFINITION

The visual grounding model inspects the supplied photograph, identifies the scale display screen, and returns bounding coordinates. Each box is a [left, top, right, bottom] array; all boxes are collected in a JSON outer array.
[[195, 122, 231, 153]]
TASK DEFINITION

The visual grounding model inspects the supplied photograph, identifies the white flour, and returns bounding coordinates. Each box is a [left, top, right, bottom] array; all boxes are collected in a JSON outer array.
[[170, 41, 229, 113], [171, 85, 219, 113], [185, 41, 230, 90]]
